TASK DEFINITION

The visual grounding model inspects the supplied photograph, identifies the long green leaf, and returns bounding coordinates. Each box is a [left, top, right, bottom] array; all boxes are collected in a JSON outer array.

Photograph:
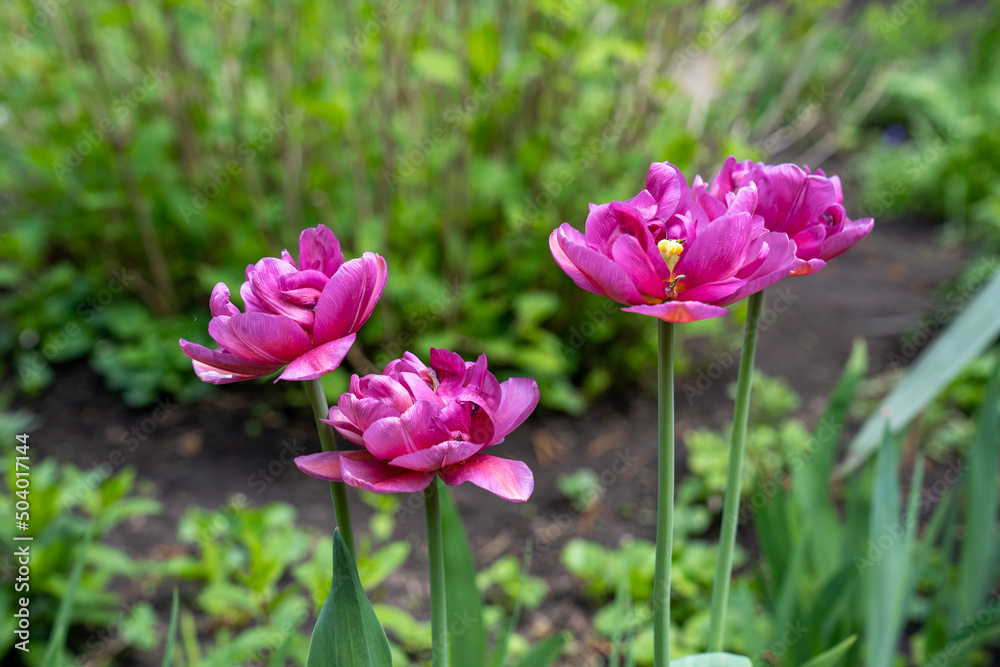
[[669, 653, 753, 666], [439, 486, 486, 667], [798, 635, 858, 667], [957, 359, 1000, 620], [305, 529, 391, 667], [864, 427, 904, 667], [41, 521, 95, 667], [842, 267, 1000, 474], [513, 632, 570, 667], [161, 587, 180, 667]]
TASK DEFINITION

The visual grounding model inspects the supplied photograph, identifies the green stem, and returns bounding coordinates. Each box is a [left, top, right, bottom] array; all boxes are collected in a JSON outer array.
[[303, 378, 356, 561], [653, 320, 675, 666], [707, 289, 764, 651], [425, 477, 449, 667]]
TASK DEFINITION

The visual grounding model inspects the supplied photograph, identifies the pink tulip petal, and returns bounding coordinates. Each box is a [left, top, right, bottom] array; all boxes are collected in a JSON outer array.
[[279, 269, 329, 306], [676, 212, 753, 285], [244, 257, 315, 327], [209, 283, 240, 317], [678, 278, 744, 304], [390, 440, 483, 472], [626, 189, 658, 220], [276, 334, 357, 382], [439, 454, 534, 502], [611, 234, 669, 299], [324, 396, 401, 446], [622, 301, 729, 323], [550, 225, 603, 296], [584, 201, 652, 254], [722, 232, 799, 304], [313, 253, 388, 344], [817, 217, 874, 261], [339, 452, 436, 493], [295, 450, 349, 482], [297, 224, 345, 277], [364, 401, 449, 460], [398, 372, 444, 405], [209, 312, 313, 364], [190, 361, 273, 384], [563, 238, 645, 305], [489, 377, 540, 445], [363, 375, 416, 412], [645, 161, 689, 220], [791, 258, 826, 276], [180, 340, 284, 383]]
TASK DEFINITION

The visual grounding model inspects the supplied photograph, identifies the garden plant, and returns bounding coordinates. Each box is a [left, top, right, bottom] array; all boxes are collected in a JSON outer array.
[[2, 1, 1000, 666]]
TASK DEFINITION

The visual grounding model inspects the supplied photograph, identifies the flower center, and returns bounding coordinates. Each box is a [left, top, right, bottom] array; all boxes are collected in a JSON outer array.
[[657, 239, 684, 274], [657, 239, 686, 300]]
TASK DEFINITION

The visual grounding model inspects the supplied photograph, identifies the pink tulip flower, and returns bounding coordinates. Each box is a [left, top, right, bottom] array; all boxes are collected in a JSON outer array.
[[549, 162, 799, 323], [295, 349, 538, 502], [179, 225, 387, 384], [707, 156, 874, 275]]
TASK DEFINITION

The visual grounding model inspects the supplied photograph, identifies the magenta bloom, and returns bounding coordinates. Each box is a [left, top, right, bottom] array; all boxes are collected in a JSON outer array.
[[179, 225, 387, 384], [295, 349, 538, 502], [549, 162, 799, 323], [707, 157, 874, 275]]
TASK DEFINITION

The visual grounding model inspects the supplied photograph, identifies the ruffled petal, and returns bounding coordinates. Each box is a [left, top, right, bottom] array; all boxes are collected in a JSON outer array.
[[439, 454, 534, 502], [488, 378, 540, 446], [611, 234, 668, 299], [389, 440, 483, 472], [179, 339, 284, 384], [209, 312, 313, 363], [339, 452, 436, 493], [276, 335, 357, 382], [621, 301, 729, 323], [296, 224, 345, 277], [209, 283, 240, 317], [550, 224, 603, 296], [313, 253, 388, 344], [563, 237, 645, 305]]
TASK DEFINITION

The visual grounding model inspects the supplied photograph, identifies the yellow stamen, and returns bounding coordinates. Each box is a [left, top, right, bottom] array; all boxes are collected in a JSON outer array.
[[658, 239, 684, 274]]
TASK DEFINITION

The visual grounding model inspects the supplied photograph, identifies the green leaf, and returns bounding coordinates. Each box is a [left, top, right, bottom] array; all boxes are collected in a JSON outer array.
[[798, 635, 858, 667], [669, 653, 753, 666], [469, 23, 500, 75], [162, 588, 180, 667], [842, 268, 1000, 474], [439, 486, 486, 666], [41, 521, 96, 667], [957, 359, 1000, 620], [513, 632, 570, 667], [413, 49, 463, 87], [305, 529, 391, 667]]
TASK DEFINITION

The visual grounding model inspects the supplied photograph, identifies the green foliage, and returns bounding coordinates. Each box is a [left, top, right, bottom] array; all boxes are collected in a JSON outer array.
[[680, 373, 811, 506], [304, 529, 391, 667], [0, 0, 933, 412]]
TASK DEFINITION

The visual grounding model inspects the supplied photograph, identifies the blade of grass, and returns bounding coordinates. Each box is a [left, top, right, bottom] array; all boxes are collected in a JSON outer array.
[[842, 267, 1000, 474], [512, 632, 570, 667], [439, 486, 486, 667], [161, 587, 180, 667], [957, 358, 1000, 620], [864, 426, 903, 667], [41, 520, 95, 667], [798, 635, 858, 667]]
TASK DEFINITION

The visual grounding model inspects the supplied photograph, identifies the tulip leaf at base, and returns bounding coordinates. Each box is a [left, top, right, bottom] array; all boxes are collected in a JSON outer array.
[[668, 653, 753, 666], [305, 529, 391, 667]]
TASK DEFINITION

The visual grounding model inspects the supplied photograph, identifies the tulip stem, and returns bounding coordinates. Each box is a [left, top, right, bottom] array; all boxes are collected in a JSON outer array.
[[425, 477, 449, 667], [707, 289, 764, 651], [653, 320, 675, 666], [304, 378, 356, 562]]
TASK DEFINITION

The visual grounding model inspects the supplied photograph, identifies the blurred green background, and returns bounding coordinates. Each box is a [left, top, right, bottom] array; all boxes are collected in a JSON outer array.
[[1, 0, 999, 411]]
